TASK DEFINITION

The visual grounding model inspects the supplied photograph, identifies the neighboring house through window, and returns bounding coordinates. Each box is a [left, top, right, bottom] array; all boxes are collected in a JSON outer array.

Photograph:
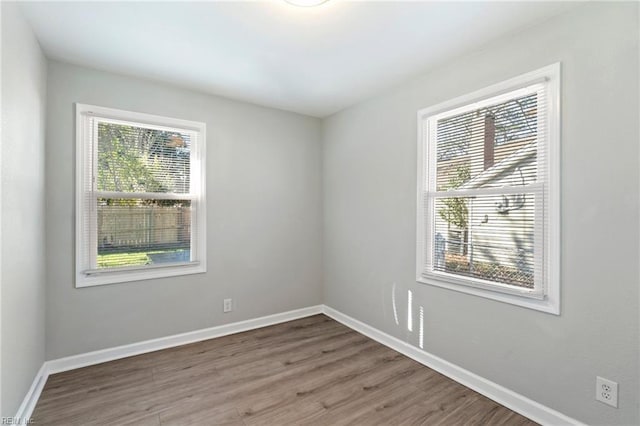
[[76, 104, 206, 287], [416, 64, 560, 314]]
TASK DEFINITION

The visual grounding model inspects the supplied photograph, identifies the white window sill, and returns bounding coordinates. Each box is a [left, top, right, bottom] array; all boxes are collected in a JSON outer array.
[[76, 262, 206, 288], [416, 274, 559, 315]]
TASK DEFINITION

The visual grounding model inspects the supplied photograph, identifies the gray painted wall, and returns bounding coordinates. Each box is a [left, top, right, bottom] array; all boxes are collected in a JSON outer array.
[[1, 2, 47, 417], [322, 3, 639, 425], [45, 61, 323, 359]]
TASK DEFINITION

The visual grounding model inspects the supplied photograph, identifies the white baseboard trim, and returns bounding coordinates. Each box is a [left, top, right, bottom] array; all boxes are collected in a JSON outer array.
[[13, 363, 47, 424], [322, 305, 584, 426], [47, 305, 323, 374], [16, 304, 582, 426], [15, 305, 323, 420]]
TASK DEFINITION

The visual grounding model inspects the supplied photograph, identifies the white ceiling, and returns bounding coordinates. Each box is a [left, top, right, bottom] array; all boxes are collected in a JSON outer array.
[[19, 1, 577, 117]]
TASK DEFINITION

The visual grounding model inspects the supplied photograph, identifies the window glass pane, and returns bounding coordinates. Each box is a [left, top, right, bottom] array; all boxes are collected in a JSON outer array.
[[433, 193, 535, 289], [435, 93, 538, 191], [97, 122, 191, 194], [97, 198, 191, 268]]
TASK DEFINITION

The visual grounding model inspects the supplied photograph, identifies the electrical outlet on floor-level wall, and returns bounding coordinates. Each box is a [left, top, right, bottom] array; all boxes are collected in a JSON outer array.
[[223, 298, 233, 313], [596, 376, 618, 408]]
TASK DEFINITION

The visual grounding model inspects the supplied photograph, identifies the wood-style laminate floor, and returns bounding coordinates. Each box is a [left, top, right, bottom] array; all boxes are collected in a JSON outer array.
[[33, 315, 536, 426]]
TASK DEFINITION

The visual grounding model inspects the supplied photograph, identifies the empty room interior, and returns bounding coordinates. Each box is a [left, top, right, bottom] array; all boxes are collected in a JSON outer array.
[[1, 1, 639, 425]]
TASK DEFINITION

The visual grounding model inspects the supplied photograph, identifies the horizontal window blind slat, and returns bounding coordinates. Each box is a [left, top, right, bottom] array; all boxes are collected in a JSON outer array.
[[96, 120, 192, 194], [93, 191, 195, 200], [89, 115, 202, 133], [428, 191, 539, 291], [426, 182, 543, 198], [427, 80, 547, 121]]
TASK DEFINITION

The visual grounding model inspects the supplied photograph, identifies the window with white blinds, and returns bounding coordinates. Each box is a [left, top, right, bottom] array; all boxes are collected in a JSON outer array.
[[416, 64, 560, 314], [76, 104, 206, 287]]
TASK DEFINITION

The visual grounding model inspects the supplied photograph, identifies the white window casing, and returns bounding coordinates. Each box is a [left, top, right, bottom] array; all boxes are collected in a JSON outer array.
[[416, 64, 560, 314], [76, 104, 206, 287]]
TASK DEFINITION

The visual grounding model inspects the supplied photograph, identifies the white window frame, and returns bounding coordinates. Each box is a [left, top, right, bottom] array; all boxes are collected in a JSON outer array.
[[416, 63, 560, 314], [75, 104, 207, 288]]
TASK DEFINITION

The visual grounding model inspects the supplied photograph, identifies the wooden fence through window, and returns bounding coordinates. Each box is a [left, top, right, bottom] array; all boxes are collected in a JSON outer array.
[[97, 205, 191, 253]]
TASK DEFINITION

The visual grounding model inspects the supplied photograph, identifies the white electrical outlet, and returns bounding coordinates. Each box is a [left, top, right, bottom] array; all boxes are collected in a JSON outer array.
[[596, 376, 618, 408], [223, 298, 233, 313]]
